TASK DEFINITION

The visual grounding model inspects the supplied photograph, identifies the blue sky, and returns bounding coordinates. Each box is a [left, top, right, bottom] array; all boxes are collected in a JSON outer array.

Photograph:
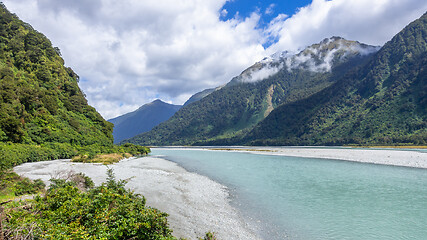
[[221, 0, 312, 25], [3, 0, 427, 119], [221, 0, 312, 47]]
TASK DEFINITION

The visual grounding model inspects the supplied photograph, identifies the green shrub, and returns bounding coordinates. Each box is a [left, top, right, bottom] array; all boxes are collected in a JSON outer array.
[[0, 169, 45, 197], [118, 143, 150, 156], [3, 170, 177, 239], [199, 232, 218, 240], [12, 178, 44, 196]]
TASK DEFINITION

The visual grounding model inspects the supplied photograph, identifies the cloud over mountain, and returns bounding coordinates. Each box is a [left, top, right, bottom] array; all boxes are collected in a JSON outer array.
[[3, 0, 426, 119]]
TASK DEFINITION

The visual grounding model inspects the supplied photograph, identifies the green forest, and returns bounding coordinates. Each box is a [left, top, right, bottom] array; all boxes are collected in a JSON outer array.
[[0, 6, 111, 146], [0, 4, 151, 170]]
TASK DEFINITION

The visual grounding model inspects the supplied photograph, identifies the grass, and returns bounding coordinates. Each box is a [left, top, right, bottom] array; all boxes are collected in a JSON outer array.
[[71, 153, 133, 164]]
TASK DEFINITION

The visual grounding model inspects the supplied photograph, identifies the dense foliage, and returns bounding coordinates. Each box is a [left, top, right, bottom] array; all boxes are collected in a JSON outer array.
[[2, 170, 177, 240], [0, 5, 152, 170], [0, 142, 76, 171], [125, 48, 372, 146], [0, 169, 45, 199], [242, 12, 427, 146], [0, 4, 113, 146]]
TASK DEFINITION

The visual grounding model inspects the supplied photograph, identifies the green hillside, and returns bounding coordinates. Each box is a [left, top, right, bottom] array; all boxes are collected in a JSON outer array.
[[126, 38, 376, 146], [0, 4, 113, 146], [242, 12, 427, 146], [0, 4, 144, 170]]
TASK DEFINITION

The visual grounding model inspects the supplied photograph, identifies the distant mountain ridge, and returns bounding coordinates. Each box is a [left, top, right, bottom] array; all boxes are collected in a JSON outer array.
[[109, 100, 181, 143], [125, 36, 381, 146]]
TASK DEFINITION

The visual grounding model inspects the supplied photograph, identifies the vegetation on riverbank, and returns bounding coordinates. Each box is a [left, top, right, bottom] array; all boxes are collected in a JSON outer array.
[[72, 153, 132, 164], [0, 142, 150, 171], [0, 142, 149, 201], [1, 169, 177, 240], [1, 169, 220, 240], [0, 169, 45, 202], [70, 143, 150, 164]]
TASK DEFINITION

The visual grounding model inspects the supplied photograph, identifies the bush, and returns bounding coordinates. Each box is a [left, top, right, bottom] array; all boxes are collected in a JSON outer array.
[[0, 142, 80, 170], [199, 232, 218, 240], [0, 169, 45, 197], [13, 177, 45, 196], [3, 170, 177, 240], [119, 143, 151, 156]]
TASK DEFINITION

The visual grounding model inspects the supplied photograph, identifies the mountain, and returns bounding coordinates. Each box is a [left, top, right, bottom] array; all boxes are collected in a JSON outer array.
[[241, 11, 427, 146], [228, 37, 379, 86], [125, 37, 380, 146], [0, 4, 113, 146], [183, 87, 217, 107], [109, 100, 181, 143]]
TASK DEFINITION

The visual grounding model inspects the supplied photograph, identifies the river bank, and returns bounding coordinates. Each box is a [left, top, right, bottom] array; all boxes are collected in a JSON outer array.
[[198, 146, 427, 169], [13, 157, 260, 240]]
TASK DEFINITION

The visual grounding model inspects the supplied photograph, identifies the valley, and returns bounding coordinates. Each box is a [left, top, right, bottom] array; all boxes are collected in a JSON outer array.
[[0, 2, 426, 240]]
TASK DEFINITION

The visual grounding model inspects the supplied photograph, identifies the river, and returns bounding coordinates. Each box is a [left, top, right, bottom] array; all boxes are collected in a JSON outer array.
[[151, 148, 427, 240]]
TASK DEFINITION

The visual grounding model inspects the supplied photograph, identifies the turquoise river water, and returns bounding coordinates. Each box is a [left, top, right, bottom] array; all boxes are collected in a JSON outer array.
[[151, 148, 427, 240]]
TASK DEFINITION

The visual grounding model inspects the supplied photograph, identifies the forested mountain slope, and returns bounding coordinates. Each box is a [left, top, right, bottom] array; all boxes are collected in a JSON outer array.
[[109, 99, 181, 143], [0, 4, 113, 146], [242, 12, 427, 146], [126, 37, 378, 145]]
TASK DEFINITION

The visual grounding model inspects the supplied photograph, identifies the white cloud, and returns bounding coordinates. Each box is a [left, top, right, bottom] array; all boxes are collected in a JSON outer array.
[[265, 4, 276, 15], [2, 0, 427, 119], [221, 8, 228, 17], [284, 37, 381, 72], [239, 62, 283, 83]]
